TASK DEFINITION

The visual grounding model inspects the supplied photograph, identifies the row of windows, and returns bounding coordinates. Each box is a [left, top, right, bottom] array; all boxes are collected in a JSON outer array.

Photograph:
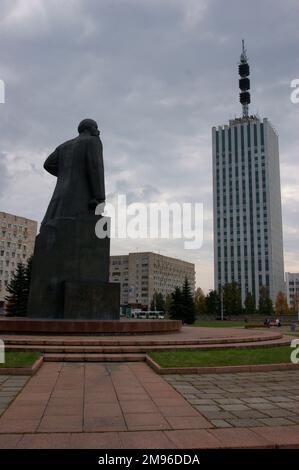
[[0, 241, 27, 250], [215, 123, 265, 154], [217, 273, 270, 287], [0, 251, 27, 259]]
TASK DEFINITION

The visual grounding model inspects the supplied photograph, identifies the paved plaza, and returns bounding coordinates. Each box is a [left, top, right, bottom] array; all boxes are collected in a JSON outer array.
[[165, 370, 299, 428], [0, 362, 298, 448], [0, 375, 29, 418]]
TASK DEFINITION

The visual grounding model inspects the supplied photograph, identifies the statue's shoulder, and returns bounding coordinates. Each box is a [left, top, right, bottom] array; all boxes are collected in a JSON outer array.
[[57, 137, 77, 152], [56, 136, 102, 154], [80, 135, 101, 144], [78, 135, 102, 151]]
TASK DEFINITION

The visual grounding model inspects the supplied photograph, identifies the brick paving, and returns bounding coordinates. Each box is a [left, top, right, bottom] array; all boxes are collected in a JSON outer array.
[[165, 370, 299, 428], [0, 363, 210, 436], [0, 363, 299, 448]]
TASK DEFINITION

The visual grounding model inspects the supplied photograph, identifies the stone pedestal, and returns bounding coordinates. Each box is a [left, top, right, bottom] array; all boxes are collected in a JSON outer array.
[[64, 281, 120, 320], [27, 214, 119, 320]]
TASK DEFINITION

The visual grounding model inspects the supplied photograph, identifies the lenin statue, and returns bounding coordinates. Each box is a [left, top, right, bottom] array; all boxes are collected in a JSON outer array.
[[41, 119, 105, 226], [27, 119, 120, 320]]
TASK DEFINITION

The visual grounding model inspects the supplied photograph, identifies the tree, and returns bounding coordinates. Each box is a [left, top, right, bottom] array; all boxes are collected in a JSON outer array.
[[205, 290, 220, 316], [290, 292, 299, 315], [5, 263, 27, 316], [24, 255, 33, 304], [164, 294, 172, 317], [181, 277, 196, 324], [150, 292, 165, 312], [169, 287, 184, 321], [275, 291, 289, 317], [223, 282, 242, 316], [244, 292, 256, 315], [194, 287, 207, 317], [169, 279, 196, 324], [258, 286, 274, 317], [5, 256, 33, 317]]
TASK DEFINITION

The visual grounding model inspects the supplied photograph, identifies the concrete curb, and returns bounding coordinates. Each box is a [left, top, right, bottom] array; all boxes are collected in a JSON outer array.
[[145, 355, 299, 375], [0, 356, 43, 376]]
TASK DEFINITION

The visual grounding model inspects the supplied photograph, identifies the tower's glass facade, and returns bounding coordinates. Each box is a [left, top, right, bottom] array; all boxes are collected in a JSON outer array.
[[212, 116, 285, 304]]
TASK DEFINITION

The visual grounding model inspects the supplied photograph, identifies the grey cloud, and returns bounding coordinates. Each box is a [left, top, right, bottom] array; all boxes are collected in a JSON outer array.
[[0, 0, 298, 291], [0, 153, 10, 197]]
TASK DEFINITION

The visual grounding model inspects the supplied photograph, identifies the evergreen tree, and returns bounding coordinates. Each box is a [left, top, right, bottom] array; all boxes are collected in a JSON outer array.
[[24, 255, 33, 303], [150, 292, 165, 312], [5, 256, 33, 317], [258, 286, 274, 316], [244, 292, 256, 315], [205, 290, 221, 316], [164, 293, 172, 317], [169, 287, 184, 321], [223, 282, 242, 316], [156, 292, 165, 312], [5, 263, 27, 316], [181, 277, 196, 324]]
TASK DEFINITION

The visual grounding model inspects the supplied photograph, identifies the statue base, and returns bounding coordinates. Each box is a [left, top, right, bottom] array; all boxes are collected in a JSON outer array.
[[64, 281, 119, 320], [27, 214, 120, 320]]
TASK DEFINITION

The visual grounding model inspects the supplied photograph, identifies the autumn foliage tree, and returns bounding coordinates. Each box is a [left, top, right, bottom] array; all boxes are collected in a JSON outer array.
[[194, 287, 207, 317], [290, 292, 299, 315], [275, 290, 289, 317]]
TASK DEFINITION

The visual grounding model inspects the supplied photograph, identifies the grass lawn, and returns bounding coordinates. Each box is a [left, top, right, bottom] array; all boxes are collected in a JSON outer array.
[[193, 320, 245, 328], [0, 351, 41, 368], [149, 346, 292, 368]]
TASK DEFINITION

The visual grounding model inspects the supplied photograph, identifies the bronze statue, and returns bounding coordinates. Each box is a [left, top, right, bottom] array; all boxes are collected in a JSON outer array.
[[28, 119, 119, 320], [42, 119, 105, 227]]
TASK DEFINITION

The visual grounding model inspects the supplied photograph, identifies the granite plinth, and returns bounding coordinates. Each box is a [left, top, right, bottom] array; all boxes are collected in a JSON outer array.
[[64, 281, 120, 320], [0, 318, 182, 335], [27, 214, 119, 320]]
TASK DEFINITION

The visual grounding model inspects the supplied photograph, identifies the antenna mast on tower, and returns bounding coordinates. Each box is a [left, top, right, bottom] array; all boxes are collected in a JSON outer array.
[[238, 39, 251, 118]]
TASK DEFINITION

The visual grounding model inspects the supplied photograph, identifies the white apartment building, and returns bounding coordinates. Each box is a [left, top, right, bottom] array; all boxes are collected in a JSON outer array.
[[0, 212, 37, 307], [110, 252, 195, 309], [212, 43, 284, 305], [285, 272, 299, 308], [212, 115, 285, 305]]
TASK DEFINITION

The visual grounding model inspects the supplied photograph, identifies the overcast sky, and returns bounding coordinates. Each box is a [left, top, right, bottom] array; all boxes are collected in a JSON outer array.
[[0, 0, 298, 292]]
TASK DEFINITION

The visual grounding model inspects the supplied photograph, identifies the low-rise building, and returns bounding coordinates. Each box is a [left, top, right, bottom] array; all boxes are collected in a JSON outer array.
[[285, 272, 299, 309], [0, 211, 37, 308], [110, 251, 195, 309]]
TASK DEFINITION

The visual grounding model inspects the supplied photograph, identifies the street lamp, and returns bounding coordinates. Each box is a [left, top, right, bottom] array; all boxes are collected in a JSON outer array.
[[221, 285, 224, 321]]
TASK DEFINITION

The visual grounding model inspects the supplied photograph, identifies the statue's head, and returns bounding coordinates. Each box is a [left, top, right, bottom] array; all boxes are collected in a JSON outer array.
[[78, 118, 100, 136]]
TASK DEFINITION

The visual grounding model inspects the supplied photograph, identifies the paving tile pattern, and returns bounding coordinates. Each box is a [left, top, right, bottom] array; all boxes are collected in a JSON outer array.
[[0, 364, 299, 448], [165, 370, 299, 428], [0, 375, 29, 417], [0, 362, 211, 436]]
